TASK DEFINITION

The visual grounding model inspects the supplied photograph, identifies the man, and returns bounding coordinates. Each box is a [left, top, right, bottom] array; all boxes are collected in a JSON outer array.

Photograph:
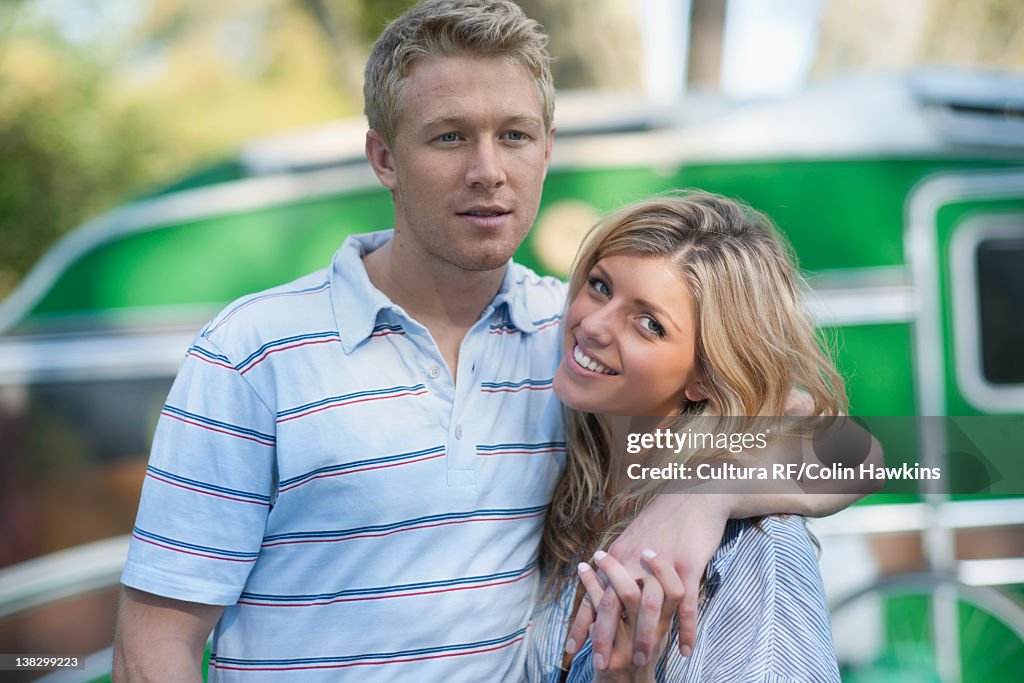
[[114, 2, 869, 680]]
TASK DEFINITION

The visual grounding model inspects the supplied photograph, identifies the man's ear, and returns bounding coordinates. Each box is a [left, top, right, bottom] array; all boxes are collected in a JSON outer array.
[[541, 126, 556, 180], [365, 129, 398, 190]]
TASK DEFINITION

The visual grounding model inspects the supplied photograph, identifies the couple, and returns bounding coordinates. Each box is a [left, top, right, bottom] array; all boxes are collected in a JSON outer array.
[[114, 1, 862, 681]]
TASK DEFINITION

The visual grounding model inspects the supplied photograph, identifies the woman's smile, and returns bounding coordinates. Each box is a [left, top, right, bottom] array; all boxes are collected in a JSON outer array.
[[553, 252, 704, 417]]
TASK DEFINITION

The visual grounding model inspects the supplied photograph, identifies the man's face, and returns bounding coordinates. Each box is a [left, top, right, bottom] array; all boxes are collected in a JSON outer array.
[[368, 55, 554, 273]]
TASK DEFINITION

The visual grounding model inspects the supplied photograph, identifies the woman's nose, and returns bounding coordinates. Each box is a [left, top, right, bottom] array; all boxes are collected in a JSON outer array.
[[577, 307, 614, 347]]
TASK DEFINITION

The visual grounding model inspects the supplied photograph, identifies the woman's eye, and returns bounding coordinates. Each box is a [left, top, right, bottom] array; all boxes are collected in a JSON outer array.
[[588, 277, 610, 297], [640, 316, 666, 337]]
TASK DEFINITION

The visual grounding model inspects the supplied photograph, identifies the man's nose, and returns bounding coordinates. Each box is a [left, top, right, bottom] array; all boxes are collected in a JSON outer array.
[[465, 139, 507, 189]]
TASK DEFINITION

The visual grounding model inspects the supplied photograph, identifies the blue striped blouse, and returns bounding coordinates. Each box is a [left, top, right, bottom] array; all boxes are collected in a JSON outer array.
[[526, 516, 841, 682]]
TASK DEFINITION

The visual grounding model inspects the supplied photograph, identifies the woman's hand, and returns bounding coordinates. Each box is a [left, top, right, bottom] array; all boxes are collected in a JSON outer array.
[[577, 549, 682, 683], [567, 493, 729, 667]]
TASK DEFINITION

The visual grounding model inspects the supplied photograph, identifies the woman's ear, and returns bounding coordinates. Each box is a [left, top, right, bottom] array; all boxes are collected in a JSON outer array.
[[684, 379, 707, 403]]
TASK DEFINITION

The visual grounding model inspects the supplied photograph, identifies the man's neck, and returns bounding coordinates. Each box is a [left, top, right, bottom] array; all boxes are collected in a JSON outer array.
[[362, 239, 507, 376]]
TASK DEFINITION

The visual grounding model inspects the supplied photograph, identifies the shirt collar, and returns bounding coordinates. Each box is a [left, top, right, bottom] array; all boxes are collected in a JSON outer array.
[[329, 231, 544, 353], [490, 262, 543, 334], [330, 230, 400, 353]]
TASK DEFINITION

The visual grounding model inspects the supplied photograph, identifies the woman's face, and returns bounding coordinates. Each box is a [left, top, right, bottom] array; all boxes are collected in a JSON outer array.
[[553, 252, 706, 416]]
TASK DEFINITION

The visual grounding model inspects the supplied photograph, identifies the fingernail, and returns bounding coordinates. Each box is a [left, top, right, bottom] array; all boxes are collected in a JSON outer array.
[[593, 550, 608, 561], [641, 549, 657, 559], [633, 652, 647, 667], [577, 562, 591, 574], [565, 638, 577, 654], [594, 653, 606, 670], [681, 644, 693, 657]]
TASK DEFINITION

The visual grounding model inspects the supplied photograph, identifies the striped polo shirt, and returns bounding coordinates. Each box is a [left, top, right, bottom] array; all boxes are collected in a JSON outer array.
[[122, 230, 568, 681], [526, 516, 841, 682]]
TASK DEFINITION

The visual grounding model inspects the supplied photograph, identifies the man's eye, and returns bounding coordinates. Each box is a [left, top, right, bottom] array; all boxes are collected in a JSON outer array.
[[438, 132, 459, 143], [505, 131, 527, 141]]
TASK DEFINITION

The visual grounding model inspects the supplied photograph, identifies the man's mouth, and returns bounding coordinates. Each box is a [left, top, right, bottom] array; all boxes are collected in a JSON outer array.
[[463, 210, 506, 216], [459, 208, 510, 217]]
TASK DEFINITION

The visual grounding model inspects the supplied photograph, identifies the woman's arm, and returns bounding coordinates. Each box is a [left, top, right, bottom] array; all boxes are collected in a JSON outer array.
[[571, 418, 883, 668]]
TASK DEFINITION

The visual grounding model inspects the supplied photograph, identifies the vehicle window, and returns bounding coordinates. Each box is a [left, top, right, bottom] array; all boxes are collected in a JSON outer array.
[[976, 236, 1024, 385]]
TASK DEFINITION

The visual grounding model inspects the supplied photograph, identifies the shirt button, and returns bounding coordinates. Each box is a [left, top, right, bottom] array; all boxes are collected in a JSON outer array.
[[455, 425, 463, 440], [429, 365, 441, 378]]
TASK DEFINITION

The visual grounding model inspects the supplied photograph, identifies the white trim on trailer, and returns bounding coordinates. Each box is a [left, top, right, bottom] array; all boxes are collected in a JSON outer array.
[[0, 328, 197, 384], [805, 266, 914, 326], [0, 163, 381, 334], [949, 215, 1024, 411], [810, 497, 1024, 536], [0, 535, 129, 619]]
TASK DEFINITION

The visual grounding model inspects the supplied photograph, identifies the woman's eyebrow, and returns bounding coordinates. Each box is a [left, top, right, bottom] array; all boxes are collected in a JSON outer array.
[[634, 297, 681, 332], [594, 263, 682, 332]]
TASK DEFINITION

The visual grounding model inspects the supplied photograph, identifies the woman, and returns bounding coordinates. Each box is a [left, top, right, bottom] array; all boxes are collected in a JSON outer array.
[[526, 192, 844, 682]]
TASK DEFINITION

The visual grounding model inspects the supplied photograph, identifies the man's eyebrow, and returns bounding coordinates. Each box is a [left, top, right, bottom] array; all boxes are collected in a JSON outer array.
[[418, 113, 545, 130], [504, 114, 545, 129], [419, 114, 468, 130]]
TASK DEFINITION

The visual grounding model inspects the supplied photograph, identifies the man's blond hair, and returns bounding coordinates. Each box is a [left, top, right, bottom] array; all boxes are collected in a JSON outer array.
[[364, 0, 554, 146]]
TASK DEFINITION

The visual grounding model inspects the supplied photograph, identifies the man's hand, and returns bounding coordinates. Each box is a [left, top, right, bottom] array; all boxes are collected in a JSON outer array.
[[565, 494, 731, 666]]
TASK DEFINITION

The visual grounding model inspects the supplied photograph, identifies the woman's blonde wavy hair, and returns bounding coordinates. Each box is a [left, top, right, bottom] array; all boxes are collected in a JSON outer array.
[[540, 191, 847, 592]]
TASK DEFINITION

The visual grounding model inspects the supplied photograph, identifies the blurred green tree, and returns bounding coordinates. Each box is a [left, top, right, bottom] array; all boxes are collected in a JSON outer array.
[[0, 16, 164, 297], [0, 0, 359, 301]]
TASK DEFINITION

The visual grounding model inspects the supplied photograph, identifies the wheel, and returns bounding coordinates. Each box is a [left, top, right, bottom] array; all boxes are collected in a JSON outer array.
[[829, 573, 1024, 683]]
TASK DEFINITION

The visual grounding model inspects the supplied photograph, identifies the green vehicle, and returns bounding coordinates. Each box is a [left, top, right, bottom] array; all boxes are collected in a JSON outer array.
[[1, 69, 1022, 681]]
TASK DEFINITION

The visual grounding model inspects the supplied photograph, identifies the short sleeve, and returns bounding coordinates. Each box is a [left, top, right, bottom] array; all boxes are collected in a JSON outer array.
[[121, 336, 276, 605]]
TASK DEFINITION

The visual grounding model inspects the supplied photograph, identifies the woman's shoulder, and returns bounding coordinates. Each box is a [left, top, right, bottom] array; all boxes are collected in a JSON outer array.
[[694, 516, 840, 682], [704, 516, 832, 646], [711, 515, 817, 581]]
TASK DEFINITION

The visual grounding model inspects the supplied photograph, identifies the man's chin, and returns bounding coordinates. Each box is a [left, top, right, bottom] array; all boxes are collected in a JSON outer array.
[[447, 245, 519, 272]]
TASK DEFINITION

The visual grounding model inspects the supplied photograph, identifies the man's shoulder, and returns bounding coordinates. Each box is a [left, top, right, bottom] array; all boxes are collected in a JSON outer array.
[[506, 261, 567, 319], [196, 268, 334, 358]]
